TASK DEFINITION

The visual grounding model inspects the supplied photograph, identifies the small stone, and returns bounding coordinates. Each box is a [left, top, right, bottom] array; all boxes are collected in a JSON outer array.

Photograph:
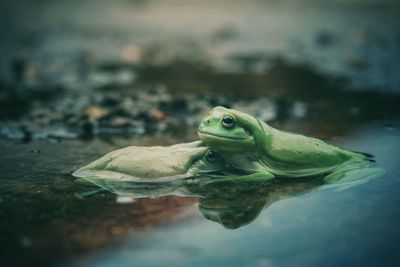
[[150, 108, 166, 121], [116, 196, 135, 204], [110, 117, 131, 127], [84, 106, 109, 120]]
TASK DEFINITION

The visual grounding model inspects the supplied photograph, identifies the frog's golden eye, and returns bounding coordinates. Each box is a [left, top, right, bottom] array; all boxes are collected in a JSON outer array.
[[205, 150, 217, 162], [221, 115, 235, 129]]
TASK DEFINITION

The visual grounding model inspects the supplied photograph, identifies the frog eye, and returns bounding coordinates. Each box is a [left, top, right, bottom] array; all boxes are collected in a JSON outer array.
[[205, 150, 217, 162], [221, 115, 235, 129]]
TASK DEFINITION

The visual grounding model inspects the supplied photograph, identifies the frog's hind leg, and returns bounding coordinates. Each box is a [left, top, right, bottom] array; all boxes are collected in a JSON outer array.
[[321, 163, 385, 191]]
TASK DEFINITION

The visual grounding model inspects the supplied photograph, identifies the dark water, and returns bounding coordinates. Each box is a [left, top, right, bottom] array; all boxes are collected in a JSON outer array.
[[1, 0, 400, 266]]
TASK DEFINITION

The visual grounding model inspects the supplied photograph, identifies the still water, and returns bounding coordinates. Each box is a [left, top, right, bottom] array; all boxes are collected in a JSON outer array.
[[1, 120, 399, 267]]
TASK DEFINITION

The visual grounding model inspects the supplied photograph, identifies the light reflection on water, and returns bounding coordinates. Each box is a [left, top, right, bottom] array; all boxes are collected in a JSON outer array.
[[67, 121, 400, 267]]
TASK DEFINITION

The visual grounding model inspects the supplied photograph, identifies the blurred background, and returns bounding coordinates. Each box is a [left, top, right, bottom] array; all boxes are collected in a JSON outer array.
[[0, 0, 399, 266]]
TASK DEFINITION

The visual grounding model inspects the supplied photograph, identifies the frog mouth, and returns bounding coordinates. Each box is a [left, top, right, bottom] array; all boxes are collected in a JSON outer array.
[[198, 130, 250, 141]]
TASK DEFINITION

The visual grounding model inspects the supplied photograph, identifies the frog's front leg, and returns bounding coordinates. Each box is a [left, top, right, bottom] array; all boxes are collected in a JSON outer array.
[[321, 162, 385, 191], [227, 160, 276, 181]]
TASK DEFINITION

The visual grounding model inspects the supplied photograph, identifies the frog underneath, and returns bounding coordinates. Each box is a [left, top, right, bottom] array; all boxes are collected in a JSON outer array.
[[73, 141, 225, 183]]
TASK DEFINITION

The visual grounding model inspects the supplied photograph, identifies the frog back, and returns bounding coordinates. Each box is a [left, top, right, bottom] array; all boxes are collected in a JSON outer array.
[[256, 120, 366, 177]]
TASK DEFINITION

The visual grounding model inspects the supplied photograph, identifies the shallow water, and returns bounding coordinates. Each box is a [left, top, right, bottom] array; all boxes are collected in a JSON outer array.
[[1, 119, 399, 267]]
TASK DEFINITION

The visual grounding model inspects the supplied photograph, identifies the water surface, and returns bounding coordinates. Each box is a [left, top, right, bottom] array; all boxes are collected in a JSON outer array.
[[1, 120, 399, 267]]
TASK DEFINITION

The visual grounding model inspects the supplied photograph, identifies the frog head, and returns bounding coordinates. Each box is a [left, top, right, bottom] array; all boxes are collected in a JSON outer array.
[[198, 106, 261, 152], [190, 149, 226, 174]]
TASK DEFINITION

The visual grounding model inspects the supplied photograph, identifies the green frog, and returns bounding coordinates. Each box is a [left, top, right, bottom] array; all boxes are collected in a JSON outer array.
[[198, 106, 383, 182]]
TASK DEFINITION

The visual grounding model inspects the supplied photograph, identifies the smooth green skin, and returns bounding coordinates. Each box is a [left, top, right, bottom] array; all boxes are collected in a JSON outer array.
[[198, 106, 376, 181], [72, 141, 226, 183]]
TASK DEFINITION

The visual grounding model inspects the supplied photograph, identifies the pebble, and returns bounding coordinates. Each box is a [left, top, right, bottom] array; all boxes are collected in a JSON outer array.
[[84, 106, 109, 120], [116, 196, 135, 204]]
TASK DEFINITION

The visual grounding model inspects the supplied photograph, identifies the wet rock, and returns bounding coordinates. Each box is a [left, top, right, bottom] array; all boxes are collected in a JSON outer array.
[[1, 54, 398, 142], [150, 108, 167, 121], [46, 129, 78, 139], [0, 127, 25, 140], [88, 69, 136, 88], [84, 106, 109, 120], [116, 196, 135, 204], [108, 117, 135, 127]]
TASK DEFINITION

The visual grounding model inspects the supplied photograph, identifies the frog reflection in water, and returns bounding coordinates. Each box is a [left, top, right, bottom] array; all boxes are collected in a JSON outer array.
[[80, 175, 324, 229], [198, 106, 384, 184], [193, 178, 323, 229], [73, 141, 226, 186]]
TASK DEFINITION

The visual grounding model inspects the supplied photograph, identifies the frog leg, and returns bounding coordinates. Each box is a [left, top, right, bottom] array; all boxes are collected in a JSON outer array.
[[73, 188, 109, 199], [238, 161, 276, 181], [219, 160, 276, 182], [73, 177, 108, 196], [321, 162, 385, 191]]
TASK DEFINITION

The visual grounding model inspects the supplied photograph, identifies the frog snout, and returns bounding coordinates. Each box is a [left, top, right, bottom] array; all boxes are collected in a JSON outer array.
[[198, 122, 206, 131], [199, 117, 211, 129], [202, 116, 211, 125]]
